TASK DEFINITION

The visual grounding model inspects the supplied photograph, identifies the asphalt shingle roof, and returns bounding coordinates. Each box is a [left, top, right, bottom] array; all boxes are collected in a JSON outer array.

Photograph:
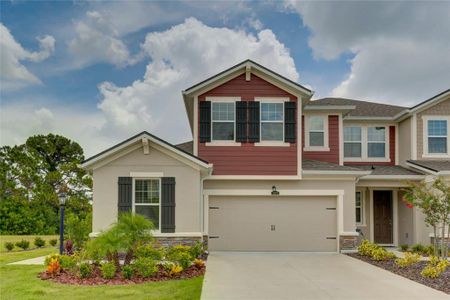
[[308, 98, 407, 118], [407, 160, 450, 172], [302, 159, 364, 172], [351, 165, 423, 176], [175, 141, 193, 154]]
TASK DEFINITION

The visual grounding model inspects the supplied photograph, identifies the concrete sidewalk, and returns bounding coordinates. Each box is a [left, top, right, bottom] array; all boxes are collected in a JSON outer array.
[[201, 252, 449, 300], [8, 255, 46, 265]]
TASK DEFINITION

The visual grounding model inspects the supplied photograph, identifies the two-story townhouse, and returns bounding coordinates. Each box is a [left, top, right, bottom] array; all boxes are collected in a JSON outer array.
[[81, 60, 450, 252]]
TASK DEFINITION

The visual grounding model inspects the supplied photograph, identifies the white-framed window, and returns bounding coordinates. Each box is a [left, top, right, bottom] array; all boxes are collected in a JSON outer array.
[[133, 178, 161, 230], [367, 127, 386, 158], [355, 191, 364, 225], [427, 119, 448, 155], [344, 125, 389, 162], [211, 102, 235, 141], [260, 102, 284, 141], [344, 127, 362, 158], [304, 115, 329, 150]]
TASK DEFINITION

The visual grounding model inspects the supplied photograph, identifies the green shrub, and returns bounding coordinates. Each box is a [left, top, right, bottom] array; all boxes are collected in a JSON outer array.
[[135, 244, 164, 260], [49, 239, 57, 247], [166, 245, 194, 268], [411, 243, 425, 253], [395, 252, 421, 267], [371, 248, 396, 261], [65, 212, 92, 249], [159, 261, 176, 274], [59, 255, 77, 271], [190, 241, 204, 259], [45, 254, 60, 266], [79, 262, 92, 278], [34, 237, 46, 248], [133, 257, 157, 278], [424, 245, 435, 256], [15, 240, 30, 250], [101, 262, 116, 279], [121, 265, 134, 279], [399, 244, 409, 252], [420, 256, 449, 278], [358, 240, 378, 256], [5, 242, 14, 251]]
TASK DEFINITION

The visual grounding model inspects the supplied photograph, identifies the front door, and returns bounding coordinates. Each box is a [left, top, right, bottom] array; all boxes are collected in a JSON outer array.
[[373, 191, 393, 244]]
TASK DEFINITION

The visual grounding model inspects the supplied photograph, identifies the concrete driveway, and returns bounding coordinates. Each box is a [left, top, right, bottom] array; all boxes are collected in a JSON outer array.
[[201, 252, 449, 300]]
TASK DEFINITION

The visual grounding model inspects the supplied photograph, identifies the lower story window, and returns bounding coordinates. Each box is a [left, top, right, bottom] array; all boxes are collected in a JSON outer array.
[[134, 179, 160, 229], [356, 191, 363, 225]]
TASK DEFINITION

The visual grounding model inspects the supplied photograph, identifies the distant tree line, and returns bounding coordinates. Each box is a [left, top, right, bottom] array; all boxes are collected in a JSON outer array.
[[0, 134, 92, 235]]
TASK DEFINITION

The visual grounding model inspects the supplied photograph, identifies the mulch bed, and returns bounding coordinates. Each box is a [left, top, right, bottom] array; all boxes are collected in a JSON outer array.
[[39, 264, 205, 285], [347, 253, 450, 294]]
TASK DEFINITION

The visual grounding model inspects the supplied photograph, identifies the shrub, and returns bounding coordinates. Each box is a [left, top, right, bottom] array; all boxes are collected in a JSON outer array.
[[358, 240, 378, 256], [134, 257, 158, 278], [411, 243, 425, 253], [65, 212, 92, 249], [64, 240, 74, 255], [79, 262, 92, 278], [169, 264, 183, 276], [395, 252, 421, 267], [15, 240, 30, 250], [194, 259, 205, 268], [5, 242, 14, 251], [421, 256, 449, 278], [399, 244, 409, 252], [49, 239, 57, 247], [121, 265, 134, 280], [34, 237, 46, 248], [424, 245, 435, 256], [101, 262, 116, 279], [135, 244, 164, 260], [166, 245, 194, 268], [160, 261, 176, 275], [47, 258, 60, 275], [371, 248, 396, 261], [45, 254, 60, 266], [59, 255, 77, 271], [190, 241, 204, 259]]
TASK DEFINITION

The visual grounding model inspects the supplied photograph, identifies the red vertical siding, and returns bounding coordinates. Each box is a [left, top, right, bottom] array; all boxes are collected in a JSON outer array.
[[302, 115, 340, 164], [344, 125, 396, 166], [197, 73, 298, 175]]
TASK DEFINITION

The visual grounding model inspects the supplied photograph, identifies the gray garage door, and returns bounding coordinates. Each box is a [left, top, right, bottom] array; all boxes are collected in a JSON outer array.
[[208, 196, 337, 252]]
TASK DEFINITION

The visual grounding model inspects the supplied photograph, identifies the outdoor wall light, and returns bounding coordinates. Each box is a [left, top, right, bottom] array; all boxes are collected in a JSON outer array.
[[271, 185, 279, 195]]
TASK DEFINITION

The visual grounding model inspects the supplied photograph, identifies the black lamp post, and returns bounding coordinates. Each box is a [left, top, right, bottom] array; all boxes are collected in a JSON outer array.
[[58, 192, 67, 255]]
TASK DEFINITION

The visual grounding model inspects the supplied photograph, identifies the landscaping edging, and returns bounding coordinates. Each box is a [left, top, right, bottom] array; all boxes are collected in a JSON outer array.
[[39, 264, 205, 285], [347, 253, 450, 294]]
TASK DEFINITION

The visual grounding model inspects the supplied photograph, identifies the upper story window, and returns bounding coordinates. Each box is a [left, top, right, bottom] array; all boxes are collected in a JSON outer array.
[[344, 125, 388, 161], [304, 115, 328, 151], [427, 119, 448, 154], [260, 102, 284, 141], [367, 127, 386, 158], [344, 127, 362, 157], [134, 179, 160, 230], [211, 102, 235, 141]]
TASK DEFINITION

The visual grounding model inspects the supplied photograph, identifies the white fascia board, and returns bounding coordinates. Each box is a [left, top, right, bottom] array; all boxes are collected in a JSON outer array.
[[204, 175, 302, 180], [302, 170, 371, 176], [204, 189, 345, 196], [344, 116, 398, 121], [360, 175, 425, 180], [409, 90, 450, 114], [405, 162, 438, 175]]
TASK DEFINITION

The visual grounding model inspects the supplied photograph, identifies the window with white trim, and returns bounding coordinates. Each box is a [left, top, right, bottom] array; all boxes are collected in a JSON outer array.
[[134, 179, 160, 229], [211, 102, 235, 141], [427, 120, 447, 154], [355, 191, 364, 225], [260, 102, 284, 141], [344, 127, 362, 158], [308, 116, 325, 147], [367, 127, 386, 158]]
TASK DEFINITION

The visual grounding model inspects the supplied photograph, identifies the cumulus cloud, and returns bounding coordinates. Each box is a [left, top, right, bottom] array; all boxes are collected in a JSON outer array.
[[0, 23, 55, 90], [286, 1, 450, 105], [97, 17, 299, 142]]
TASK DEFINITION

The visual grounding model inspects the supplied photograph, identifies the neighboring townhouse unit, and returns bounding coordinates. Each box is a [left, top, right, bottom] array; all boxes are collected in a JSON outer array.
[[82, 60, 450, 252]]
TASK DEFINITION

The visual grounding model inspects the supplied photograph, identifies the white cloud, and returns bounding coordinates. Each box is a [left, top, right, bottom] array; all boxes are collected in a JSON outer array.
[[286, 1, 450, 105], [0, 23, 55, 91], [97, 17, 299, 142]]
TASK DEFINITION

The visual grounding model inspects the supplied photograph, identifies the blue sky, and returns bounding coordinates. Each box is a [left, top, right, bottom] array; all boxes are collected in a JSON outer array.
[[1, 1, 449, 156]]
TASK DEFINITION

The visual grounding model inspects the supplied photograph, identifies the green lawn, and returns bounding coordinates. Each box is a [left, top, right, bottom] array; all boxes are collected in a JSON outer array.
[[0, 239, 204, 300], [0, 235, 58, 252]]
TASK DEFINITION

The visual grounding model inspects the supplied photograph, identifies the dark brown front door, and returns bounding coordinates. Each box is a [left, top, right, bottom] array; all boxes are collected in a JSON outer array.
[[373, 191, 393, 244]]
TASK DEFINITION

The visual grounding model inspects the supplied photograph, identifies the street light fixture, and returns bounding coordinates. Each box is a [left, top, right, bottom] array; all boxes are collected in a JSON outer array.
[[58, 192, 67, 255]]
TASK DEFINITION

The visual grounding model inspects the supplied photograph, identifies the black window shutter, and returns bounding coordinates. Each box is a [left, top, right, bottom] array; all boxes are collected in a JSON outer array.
[[285, 101, 296, 143], [199, 101, 211, 143], [118, 177, 132, 214], [236, 101, 248, 142], [161, 177, 176, 233], [248, 101, 260, 142]]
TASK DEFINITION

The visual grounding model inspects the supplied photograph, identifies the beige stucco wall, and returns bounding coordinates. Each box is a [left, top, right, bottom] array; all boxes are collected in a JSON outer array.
[[92, 145, 201, 233], [398, 191, 414, 245], [204, 179, 356, 232], [416, 98, 450, 159], [398, 117, 412, 165]]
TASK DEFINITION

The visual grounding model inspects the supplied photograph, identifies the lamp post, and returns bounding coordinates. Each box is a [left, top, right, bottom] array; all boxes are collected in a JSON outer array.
[[58, 192, 67, 255]]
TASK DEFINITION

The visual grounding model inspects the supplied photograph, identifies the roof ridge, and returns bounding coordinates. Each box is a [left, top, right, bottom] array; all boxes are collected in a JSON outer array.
[[311, 97, 408, 109]]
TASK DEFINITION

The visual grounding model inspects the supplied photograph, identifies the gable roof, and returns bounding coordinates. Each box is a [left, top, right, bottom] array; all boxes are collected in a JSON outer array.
[[409, 88, 450, 113], [307, 98, 408, 119], [81, 131, 210, 171], [407, 160, 450, 174]]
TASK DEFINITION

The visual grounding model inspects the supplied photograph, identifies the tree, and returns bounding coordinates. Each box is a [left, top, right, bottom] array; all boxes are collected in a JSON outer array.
[[404, 178, 450, 259], [0, 134, 92, 234]]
